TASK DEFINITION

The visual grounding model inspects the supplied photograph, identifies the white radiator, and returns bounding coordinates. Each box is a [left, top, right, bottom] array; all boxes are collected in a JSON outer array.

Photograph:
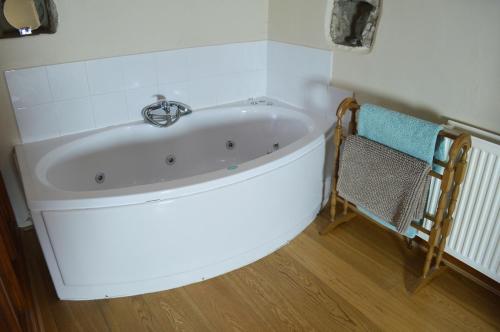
[[423, 121, 500, 282]]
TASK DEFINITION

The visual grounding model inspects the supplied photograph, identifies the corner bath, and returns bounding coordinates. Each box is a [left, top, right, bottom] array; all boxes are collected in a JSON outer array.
[[15, 101, 329, 300]]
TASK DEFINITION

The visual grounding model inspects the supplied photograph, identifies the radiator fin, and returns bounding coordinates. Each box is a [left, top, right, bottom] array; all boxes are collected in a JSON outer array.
[[423, 133, 500, 282]]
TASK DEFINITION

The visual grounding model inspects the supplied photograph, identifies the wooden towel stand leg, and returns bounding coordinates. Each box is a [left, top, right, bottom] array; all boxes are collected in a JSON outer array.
[[410, 142, 469, 293], [318, 97, 472, 294], [318, 98, 359, 235], [319, 210, 357, 235]]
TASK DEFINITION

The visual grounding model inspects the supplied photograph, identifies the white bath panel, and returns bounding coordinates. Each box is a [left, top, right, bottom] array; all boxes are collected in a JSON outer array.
[[33, 138, 325, 299]]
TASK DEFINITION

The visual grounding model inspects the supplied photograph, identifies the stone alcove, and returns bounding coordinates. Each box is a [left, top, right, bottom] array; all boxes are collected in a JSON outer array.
[[0, 0, 58, 38], [326, 0, 381, 53]]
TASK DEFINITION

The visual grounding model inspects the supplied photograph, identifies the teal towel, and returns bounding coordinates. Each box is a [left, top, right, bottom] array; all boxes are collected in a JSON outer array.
[[358, 104, 443, 165], [360, 207, 419, 238], [355, 104, 444, 237]]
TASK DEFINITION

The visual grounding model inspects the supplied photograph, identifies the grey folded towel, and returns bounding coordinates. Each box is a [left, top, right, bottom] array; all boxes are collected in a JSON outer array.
[[337, 135, 431, 234]]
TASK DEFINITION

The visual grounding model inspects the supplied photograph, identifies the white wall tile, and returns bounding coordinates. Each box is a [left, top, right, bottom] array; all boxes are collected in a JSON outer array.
[[218, 42, 268, 74], [293, 48, 332, 85], [218, 43, 250, 74], [91, 92, 128, 128], [267, 70, 277, 97], [267, 70, 285, 102], [267, 41, 334, 111], [304, 81, 331, 116], [156, 49, 189, 85], [284, 75, 304, 108], [249, 70, 267, 97], [267, 70, 303, 108], [15, 104, 60, 143], [46, 62, 89, 101], [121, 53, 157, 90], [188, 78, 218, 109], [157, 82, 189, 103], [267, 41, 293, 75], [125, 85, 158, 121], [267, 41, 332, 83], [187, 45, 223, 80], [5, 67, 52, 108], [85, 58, 124, 94], [251, 41, 268, 71], [216, 73, 252, 104], [55, 98, 95, 135]]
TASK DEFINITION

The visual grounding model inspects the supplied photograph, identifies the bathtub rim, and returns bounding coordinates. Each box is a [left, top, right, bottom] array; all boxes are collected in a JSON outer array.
[[15, 102, 329, 212]]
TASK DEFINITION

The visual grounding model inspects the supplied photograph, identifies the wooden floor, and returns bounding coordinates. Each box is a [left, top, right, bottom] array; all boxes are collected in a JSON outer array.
[[22, 213, 500, 332]]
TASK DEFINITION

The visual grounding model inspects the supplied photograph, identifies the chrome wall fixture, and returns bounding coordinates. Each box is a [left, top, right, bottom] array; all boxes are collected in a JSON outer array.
[[141, 100, 192, 128]]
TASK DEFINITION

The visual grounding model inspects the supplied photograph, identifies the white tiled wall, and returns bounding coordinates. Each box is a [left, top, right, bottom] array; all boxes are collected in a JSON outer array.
[[268, 41, 331, 107], [6, 41, 267, 143], [5, 40, 350, 144], [267, 41, 350, 121]]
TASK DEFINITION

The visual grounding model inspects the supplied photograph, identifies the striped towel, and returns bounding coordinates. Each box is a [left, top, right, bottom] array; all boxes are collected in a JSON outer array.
[[337, 135, 431, 234]]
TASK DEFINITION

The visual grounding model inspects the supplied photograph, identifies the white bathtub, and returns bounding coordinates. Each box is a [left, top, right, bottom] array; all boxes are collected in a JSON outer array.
[[15, 101, 330, 300]]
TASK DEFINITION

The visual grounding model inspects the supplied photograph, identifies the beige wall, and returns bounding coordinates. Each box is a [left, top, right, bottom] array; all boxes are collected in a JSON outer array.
[[268, 0, 329, 50], [0, 0, 268, 224], [268, 0, 500, 134]]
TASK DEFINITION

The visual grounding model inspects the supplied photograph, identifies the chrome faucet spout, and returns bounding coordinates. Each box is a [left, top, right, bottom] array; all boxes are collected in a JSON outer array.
[[142, 100, 192, 127]]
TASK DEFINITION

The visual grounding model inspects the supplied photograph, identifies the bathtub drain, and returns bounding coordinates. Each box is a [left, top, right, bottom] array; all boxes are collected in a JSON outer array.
[[95, 172, 105, 184], [267, 142, 280, 155], [165, 154, 176, 165], [226, 140, 235, 150]]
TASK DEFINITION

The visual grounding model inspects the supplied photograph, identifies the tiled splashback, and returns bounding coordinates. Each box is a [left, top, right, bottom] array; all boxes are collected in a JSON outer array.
[[268, 41, 331, 108], [6, 41, 346, 144], [6, 42, 267, 143], [267, 41, 350, 118]]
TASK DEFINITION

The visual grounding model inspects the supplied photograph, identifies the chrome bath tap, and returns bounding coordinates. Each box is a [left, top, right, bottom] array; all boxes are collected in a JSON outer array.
[[142, 100, 192, 127]]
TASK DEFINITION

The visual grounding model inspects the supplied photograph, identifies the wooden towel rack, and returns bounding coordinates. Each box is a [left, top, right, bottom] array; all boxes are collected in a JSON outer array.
[[320, 97, 472, 293]]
